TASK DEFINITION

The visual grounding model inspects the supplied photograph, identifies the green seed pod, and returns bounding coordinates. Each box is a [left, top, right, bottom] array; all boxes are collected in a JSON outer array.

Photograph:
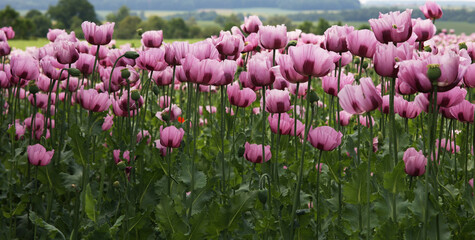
[[131, 90, 141, 101], [28, 82, 40, 94], [427, 64, 441, 82]]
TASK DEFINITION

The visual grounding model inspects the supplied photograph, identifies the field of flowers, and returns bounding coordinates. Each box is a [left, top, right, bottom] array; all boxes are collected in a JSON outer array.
[[1, 1, 475, 239]]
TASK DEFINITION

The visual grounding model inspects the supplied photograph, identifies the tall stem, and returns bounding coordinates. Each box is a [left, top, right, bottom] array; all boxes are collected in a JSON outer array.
[[389, 77, 397, 168], [290, 76, 313, 239], [315, 150, 323, 238], [367, 112, 373, 240], [220, 86, 226, 195], [188, 84, 200, 218], [423, 85, 438, 239]]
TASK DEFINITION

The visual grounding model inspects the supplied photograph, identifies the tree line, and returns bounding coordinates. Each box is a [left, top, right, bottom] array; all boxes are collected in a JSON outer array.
[[1, 0, 360, 11]]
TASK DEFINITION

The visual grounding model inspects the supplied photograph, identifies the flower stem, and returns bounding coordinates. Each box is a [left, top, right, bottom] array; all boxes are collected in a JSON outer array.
[[290, 76, 313, 239]]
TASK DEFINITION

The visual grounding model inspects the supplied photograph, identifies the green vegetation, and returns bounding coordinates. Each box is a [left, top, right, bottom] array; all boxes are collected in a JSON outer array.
[[9, 39, 203, 50]]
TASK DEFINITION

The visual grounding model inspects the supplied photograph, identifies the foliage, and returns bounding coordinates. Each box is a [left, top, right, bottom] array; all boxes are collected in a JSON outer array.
[[47, 0, 99, 29]]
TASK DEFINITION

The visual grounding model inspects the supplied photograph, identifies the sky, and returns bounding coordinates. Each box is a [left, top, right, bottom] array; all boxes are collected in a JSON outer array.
[[361, 0, 475, 3]]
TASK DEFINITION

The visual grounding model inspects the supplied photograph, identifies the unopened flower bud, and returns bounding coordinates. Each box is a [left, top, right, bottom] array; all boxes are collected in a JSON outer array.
[[152, 85, 160, 96], [362, 61, 369, 69], [286, 40, 297, 48], [307, 90, 319, 104], [117, 161, 127, 170], [423, 46, 432, 52], [459, 42, 467, 50], [354, 58, 360, 64], [136, 28, 144, 37], [113, 181, 120, 187], [67, 68, 81, 77], [124, 51, 139, 59], [257, 189, 267, 205], [121, 68, 131, 79]]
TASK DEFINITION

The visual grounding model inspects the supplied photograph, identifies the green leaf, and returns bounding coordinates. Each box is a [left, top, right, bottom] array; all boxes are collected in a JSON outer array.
[[226, 191, 257, 230], [374, 220, 399, 240], [343, 164, 371, 204], [178, 158, 207, 190], [383, 161, 407, 194], [29, 211, 66, 240], [109, 215, 125, 236], [68, 124, 87, 166], [155, 195, 188, 237], [85, 184, 97, 222], [190, 188, 214, 216], [59, 164, 82, 191]]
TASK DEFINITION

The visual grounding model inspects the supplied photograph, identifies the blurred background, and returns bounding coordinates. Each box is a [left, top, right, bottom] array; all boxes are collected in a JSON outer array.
[[1, 0, 475, 45]]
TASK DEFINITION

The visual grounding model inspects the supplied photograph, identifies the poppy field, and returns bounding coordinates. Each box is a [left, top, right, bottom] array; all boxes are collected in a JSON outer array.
[[1, 1, 475, 239]]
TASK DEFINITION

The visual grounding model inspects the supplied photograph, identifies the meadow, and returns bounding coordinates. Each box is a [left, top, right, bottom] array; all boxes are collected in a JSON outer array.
[[1, 4, 475, 240]]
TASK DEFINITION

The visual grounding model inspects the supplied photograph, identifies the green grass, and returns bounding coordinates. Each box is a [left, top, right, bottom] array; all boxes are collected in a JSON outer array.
[[9, 39, 203, 50]]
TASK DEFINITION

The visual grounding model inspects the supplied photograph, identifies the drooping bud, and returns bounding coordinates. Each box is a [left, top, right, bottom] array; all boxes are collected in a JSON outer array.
[[152, 85, 160, 96], [257, 189, 267, 205], [67, 68, 81, 77], [124, 51, 140, 59]]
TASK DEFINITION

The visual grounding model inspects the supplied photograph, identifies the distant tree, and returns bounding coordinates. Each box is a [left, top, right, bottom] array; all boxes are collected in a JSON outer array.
[[0, 5, 19, 27], [315, 18, 331, 34], [26, 10, 52, 38], [200, 25, 221, 38], [106, 5, 130, 23], [166, 18, 189, 38], [0, 5, 35, 39], [140, 16, 168, 32], [48, 0, 99, 29], [358, 24, 371, 30], [298, 21, 314, 34], [116, 16, 142, 39], [265, 15, 294, 30]]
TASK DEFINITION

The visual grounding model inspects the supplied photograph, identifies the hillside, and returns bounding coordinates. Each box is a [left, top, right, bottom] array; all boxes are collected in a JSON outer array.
[[1, 0, 360, 11]]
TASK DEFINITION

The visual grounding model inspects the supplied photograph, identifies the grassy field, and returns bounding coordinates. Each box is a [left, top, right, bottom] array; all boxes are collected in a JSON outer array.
[[9, 39, 203, 50], [8, 20, 475, 50]]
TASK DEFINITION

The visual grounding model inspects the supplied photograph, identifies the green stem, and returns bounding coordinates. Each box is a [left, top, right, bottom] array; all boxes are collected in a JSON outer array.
[[389, 77, 397, 168], [367, 112, 373, 240], [290, 76, 313, 239], [221, 86, 226, 195], [315, 150, 323, 238], [188, 84, 200, 218]]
